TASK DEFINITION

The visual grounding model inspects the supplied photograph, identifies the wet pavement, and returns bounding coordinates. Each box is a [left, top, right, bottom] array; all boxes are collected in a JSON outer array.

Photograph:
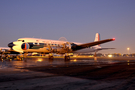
[[1, 57, 135, 90], [1, 57, 135, 69]]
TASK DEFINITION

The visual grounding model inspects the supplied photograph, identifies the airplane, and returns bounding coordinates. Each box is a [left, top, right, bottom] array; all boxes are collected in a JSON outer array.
[[8, 33, 115, 60], [0, 47, 10, 53]]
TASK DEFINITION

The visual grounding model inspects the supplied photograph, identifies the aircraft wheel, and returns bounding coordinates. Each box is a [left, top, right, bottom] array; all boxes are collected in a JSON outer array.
[[64, 56, 70, 60], [49, 56, 54, 60]]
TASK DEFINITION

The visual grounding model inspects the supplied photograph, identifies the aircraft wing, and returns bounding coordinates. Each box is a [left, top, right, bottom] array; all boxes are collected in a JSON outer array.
[[71, 38, 115, 51]]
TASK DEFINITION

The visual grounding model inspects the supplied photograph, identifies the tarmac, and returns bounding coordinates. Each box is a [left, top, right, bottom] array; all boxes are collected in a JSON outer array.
[[0, 56, 135, 90]]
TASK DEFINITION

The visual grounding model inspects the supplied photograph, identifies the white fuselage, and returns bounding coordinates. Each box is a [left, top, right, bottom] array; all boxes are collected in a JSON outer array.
[[9, 38, 101, 54]]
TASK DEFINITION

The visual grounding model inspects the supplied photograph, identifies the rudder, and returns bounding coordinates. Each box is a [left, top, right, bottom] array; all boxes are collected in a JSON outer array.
[[94, 33, 100, 46], [94, 33, 100, 41]]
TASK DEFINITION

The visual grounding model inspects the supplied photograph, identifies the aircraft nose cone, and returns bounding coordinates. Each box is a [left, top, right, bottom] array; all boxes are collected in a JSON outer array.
[[8, 42, 15, 48]]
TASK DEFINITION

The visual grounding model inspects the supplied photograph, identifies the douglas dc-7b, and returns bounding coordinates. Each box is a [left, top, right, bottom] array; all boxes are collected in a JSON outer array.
[[8, 33, 115, 59]]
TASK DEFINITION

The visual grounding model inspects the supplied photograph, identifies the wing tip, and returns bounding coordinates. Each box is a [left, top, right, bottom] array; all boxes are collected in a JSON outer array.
[[112, 38, 115, 41]]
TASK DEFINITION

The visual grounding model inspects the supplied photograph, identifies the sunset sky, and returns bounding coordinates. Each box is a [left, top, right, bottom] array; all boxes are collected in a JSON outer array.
[[0, 0, 135, 54]]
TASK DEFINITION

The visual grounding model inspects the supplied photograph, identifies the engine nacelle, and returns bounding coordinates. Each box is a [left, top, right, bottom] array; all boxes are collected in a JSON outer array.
[[21, 43, 29, 50], [46, 46, 63, 53], [46, 42, 73, 54]]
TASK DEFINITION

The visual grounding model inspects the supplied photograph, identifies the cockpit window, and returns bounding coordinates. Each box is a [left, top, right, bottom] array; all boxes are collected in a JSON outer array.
[[18, 40, 25, 42]]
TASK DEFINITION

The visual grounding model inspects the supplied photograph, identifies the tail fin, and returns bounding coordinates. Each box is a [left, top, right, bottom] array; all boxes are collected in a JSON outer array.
[[94, 33, 100, 41], [94, 33, 100, 46]]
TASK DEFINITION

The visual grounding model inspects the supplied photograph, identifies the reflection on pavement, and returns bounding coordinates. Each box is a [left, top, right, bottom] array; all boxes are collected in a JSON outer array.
[[0, 58, 135, 69]]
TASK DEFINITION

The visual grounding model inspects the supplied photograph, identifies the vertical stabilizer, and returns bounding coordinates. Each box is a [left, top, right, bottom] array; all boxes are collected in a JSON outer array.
[[94, 33, 100, 46]]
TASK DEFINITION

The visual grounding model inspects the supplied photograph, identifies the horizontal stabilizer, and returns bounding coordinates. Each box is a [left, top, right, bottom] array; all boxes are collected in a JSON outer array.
[[96, 48, 115, 51]]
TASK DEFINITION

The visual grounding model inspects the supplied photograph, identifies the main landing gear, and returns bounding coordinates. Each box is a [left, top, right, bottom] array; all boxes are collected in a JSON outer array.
[[49, 55, 54, 60], [64, 55, 70, 60], [48, 53, 70, 60], [64, 53, 70, 60], [48, 53, 54, 60]]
